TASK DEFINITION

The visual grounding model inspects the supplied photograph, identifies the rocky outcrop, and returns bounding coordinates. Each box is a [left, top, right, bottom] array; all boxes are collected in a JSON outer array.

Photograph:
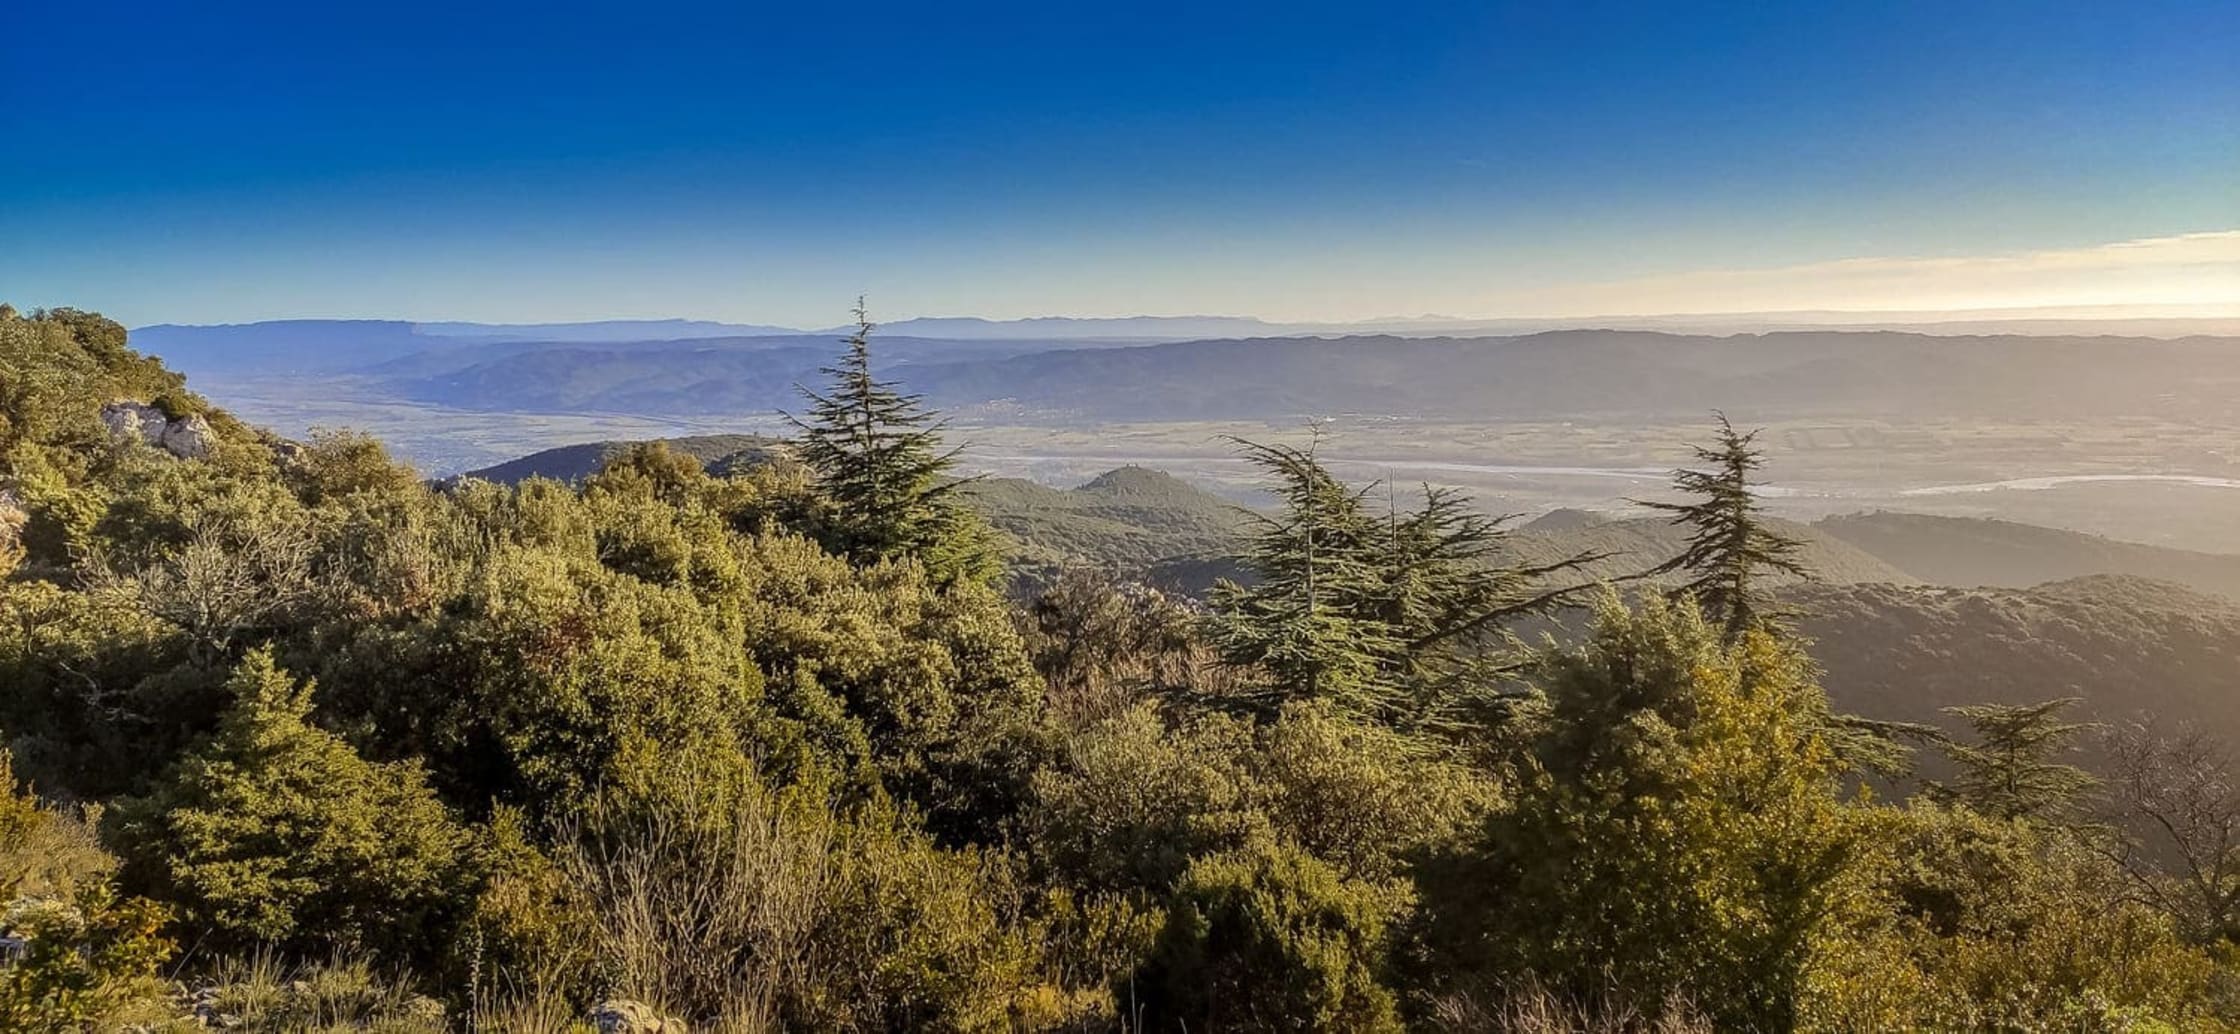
[[590, 999, 690, 1033], [101, 400, 170, 442], [100, 401, 214, 459], [159, 413, 215, 459]]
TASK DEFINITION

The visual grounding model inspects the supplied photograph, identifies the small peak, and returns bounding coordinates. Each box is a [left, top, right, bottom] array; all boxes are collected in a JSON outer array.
[[1522, 507, 1611, 532], [1077, 466, 1189, 495]]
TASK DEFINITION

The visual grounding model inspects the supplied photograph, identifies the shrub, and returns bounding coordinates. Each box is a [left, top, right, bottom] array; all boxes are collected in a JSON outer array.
[[114, 648, 472, 963], [0, 883, 173, 1033], [1426, 597, 1867, 1031], [1135, 840, 1409, 1034], [1028, 704, 1264, 894]]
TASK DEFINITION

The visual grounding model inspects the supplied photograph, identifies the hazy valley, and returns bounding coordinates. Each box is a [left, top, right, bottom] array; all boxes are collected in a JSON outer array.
[[164, 317, 2240, 553]]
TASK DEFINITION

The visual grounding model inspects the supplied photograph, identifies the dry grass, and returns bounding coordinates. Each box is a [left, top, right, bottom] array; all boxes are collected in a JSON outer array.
[[1425, 981, 1712, 1034], [192, 952, 448, 1033], [549, 769, 837, 1033]]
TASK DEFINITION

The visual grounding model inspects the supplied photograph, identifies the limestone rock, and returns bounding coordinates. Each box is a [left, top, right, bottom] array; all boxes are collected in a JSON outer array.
[[101, 401, 169, 444], [160, 413, 215, 459], [98, 401, 216, 459]]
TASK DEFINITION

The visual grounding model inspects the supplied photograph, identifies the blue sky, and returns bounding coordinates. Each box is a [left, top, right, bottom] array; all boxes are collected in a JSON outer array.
[[4, 0, 2235, 326]]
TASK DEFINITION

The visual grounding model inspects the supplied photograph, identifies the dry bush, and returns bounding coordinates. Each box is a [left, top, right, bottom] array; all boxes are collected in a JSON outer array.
[[1425, 981, 1711, 1034], [553, 768, 834, 1033], [0, 765, 113, 900], [83, 516, 320, 663], [1017, 568, 1247, 728]]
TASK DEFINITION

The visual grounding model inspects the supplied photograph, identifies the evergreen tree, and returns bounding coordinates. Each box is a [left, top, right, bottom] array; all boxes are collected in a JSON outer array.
[[114, 648, 470, 962], [1207, 433, 1597, 727], [1639, 413, 1811, 641], [1206, 434, 1398, 716], [1371, 482, 1604, 698], [1936, 698, 2100, 821], [788, 302, 996, 585]]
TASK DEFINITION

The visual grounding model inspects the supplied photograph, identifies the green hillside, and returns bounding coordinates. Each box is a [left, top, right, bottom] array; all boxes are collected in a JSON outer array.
[[1792, 574, 2240, 748], [956, 466, 1247, 577], [12, 306, 2240, 1029], [1819, 510, 2240, 600], [457, 433, 788, 483]]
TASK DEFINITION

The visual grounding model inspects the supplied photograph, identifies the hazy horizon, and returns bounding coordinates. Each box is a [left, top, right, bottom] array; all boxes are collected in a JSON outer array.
[[103, 295, 2240, 335]]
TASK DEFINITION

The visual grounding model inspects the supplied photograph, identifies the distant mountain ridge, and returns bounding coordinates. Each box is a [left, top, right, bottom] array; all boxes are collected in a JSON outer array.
[[134, 309, 2240, 381], [1816, 512, 2240, 600], [291, 327, 2240, 422]]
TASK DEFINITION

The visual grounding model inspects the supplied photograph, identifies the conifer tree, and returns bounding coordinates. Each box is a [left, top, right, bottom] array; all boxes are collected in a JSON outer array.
[[788, 301, 995, 584], [1207, 434, 1398, 715], [1936, 697, 2100, 821], [1207, 432, 1598, 727], [1639, 413, 1810, 641], [114, 648, 469, 961]]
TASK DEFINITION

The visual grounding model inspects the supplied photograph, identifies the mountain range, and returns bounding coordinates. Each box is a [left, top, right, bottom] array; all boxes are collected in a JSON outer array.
[[133, 308, 2240, 379], [365, 329, 2240, 423], [139, 318, 2240, 427]]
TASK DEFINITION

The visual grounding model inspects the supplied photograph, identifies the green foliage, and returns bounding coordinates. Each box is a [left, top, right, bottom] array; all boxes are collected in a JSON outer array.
[[188, 954, 450, 1033], [553, 758, 1047, 1033], [0, 883, 174, 1034], [1136, 839, 1409, 1034], [788, 304, 998, 586], [0, 753, 116, 903], [0, 753, 171, 1034], [1250, 701, 1491, 882], [0, 580, 199, 799], [1808, 801, 2228, 1030], [114, 648, 473, 962], [1029, 705, 1265, 894], [1935, 697, 2100, 822], [1206, 433, 1595, 729], [1428, 596, 1865, 1031], [1639, 413, 1812, 640]]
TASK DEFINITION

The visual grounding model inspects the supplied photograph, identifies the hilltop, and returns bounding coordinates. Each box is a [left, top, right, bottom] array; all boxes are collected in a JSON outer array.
[[456, 433, 790, 484]]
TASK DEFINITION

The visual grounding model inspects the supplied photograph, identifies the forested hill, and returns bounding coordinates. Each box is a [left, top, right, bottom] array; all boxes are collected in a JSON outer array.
[[954, 468, 1248, 573], [1793, 574, 2240, 753], [456, 433, 789, 483]]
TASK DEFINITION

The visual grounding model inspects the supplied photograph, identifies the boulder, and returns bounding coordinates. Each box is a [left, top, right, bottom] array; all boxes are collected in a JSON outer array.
[[98, 401, 216, 459], [100, 401, 169, 444], [590, 999, 689, 1033], [159, 413, 215, 459]]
